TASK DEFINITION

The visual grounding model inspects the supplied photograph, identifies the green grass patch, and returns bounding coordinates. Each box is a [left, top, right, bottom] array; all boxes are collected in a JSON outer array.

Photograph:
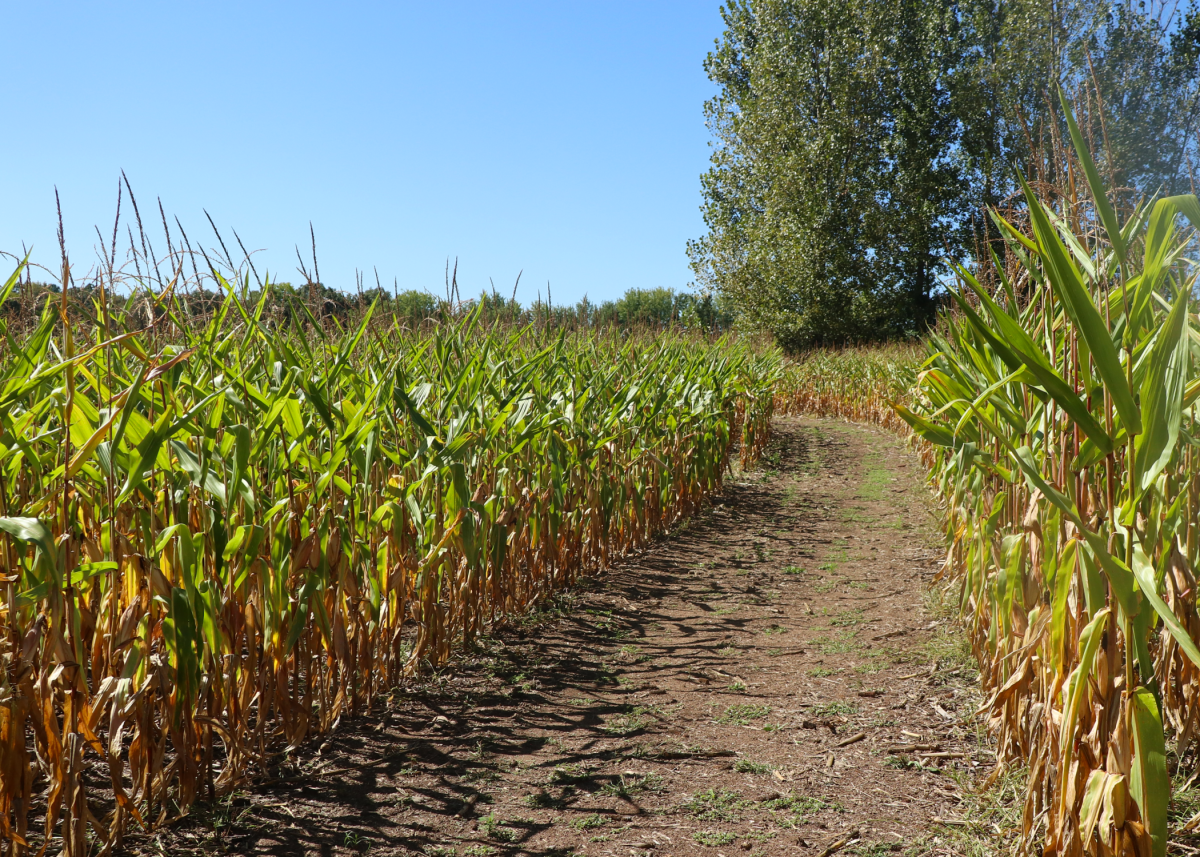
[[693, 830, 737, 847], [853, 661, 886, 674], [897, 765, 1024, 856], [683, 788, 749, 822], [812, 635, 856, 654], [762, 792, 826, 828], [734, 758, 773, 774], [548, 763, 593, 785], [829, 609, 863, 627], [858, 454, 890, 501], [811, 700, 859, 717], [478, 813, 518, 842], [716, 703, 771, 725], [602, 706, 659, 736]]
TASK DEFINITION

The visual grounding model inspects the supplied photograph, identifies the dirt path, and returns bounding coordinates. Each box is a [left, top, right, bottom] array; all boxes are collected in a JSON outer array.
[[134, 417, 994, 857]]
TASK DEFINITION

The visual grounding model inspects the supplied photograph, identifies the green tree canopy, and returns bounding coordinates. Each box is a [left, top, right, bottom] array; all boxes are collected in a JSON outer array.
[[691, 0, 1200, 350]]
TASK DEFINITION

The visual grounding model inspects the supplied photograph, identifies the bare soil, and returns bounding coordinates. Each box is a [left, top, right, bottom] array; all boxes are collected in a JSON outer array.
[[126, 417, 994, 857]]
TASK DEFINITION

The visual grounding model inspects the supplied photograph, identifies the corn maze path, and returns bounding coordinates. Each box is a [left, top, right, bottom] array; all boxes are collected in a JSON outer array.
[[128, 417, 993, 857]]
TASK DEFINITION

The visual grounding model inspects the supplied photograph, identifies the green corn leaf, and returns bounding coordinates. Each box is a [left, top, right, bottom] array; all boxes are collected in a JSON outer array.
[[1049, 538, 1077, 676], [68, 395, 129, 478], [70, 561, 118, 585], [169, 440, 228, 507], [117, 406, 176, 503], [987, 247, 1020, 313], [299, 375, 338, 434], [891, 402, 958, 445], [1080, 768, 1123, 849], [1135, 287, 1190, 492], [284, 573, 323, 653], [1010, 446, 1078, 521], [0, 260, 27, 310], [954, 273, 1111, 451], [109, 362, 150, 455], [1020, 174, 1141, 435], [1079, 770, 1121, 849], [1166, 193, 1200, 230], [1059, 89, 1126, 271], [1079, 530, 1141, 624], [1129, 685, 1169, 857], [999, 534, 1025, 633], [1080, 540, 1104, 614], [394, 378, 440, 444], [0, 516, 56, 562], [1060, 607, 1110, 758], [332, 295, 378, 372], [280, 397, 305, 439], [165, 586, 202, 708], [1131, 541, 1200, 669], [1145, 197, 1190, 269]]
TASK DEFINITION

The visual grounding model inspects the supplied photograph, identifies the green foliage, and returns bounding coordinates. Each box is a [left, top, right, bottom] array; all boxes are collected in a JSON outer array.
[[954, 0, 1200, 196], [392, 288, 439, 319], [691, 0, 1200, 349], [810, 700, 857, 717], [602, 706, 658, 735], [715, 703, 770, 725], [690, 0, 971, 348], [693, 829, 737, 846], [583, 287, 733, 332], [900, 109, 1200, 854], [478, 814, 518, 842], [1, 274, 726, 337], [761, 792, 826, 827], [569, 814, 608, 830], [683, 788, 750, 822], [0, 261, 780, 852]]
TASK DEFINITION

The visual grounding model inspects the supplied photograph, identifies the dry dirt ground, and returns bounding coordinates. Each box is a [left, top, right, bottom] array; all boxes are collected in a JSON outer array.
[[127, 417, 1006, 857]]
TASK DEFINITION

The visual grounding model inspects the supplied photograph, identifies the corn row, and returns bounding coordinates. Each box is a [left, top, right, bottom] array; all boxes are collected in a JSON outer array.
[[898, 100, 1200, 856], [0, 281, 778, 854], [773, 345, 920, 431]]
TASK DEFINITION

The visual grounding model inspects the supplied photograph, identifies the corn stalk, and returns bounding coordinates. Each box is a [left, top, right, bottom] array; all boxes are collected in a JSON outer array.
[[899, 94, 1200, 856]]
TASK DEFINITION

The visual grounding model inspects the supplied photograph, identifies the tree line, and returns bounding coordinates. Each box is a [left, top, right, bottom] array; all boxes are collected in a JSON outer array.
[[0, 277, 732, 335]]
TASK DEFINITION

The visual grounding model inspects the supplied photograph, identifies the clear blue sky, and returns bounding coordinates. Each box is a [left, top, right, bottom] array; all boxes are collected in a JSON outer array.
[[1, 2, 723, 306]]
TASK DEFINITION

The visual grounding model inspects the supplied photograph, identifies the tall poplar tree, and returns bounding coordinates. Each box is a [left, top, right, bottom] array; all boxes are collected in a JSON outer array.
[[689, 0, 968, 348], [692, 0, 1200, 349]]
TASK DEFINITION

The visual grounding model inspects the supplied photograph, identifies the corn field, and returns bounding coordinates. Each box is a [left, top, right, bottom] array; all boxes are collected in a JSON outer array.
[[896, 98, 1200, 856], [0, 272, 778, 854], [6, 96, 1198, 857], [774, 344, 921, 431]]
